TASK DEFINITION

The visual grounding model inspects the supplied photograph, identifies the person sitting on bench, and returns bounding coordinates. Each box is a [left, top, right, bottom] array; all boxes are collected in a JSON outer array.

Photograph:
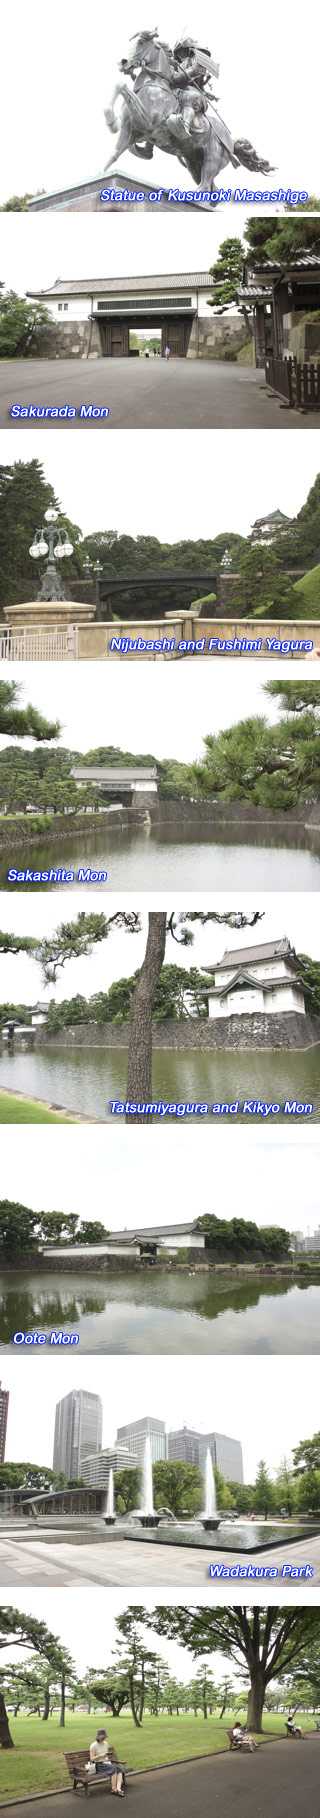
[[231, 1723, 257, 1752], [89, 1730, 124, 1794]]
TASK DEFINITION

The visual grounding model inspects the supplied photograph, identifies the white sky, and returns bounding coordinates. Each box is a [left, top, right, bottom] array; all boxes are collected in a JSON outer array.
[[0, 895, 318, 1004], [0, 1125, 317, 1232], [0, 1586, 239, 1685], [0, 203, 310, 301], [0, 662, 292, 761], [3, 1351, 319, 1485], [1, 433, 319, 542], [0, 1, 318, 202]]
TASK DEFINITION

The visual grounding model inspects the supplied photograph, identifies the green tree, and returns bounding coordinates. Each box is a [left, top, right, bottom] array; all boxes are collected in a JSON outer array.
[[153, 1461, 203, 1518], [0, 908, 263, 1116], [0, 1606, 73, 1748], [208, 238, 253, 336], [0, 1200, 40, 1260], [0, 291, 51, 358], [112, 1613, 162, 1729], [236, 545, 297, 618], [0, 680, 59, 741], [142, 1606, 320, 1733], [254, 1461, 275, 1520], [0, 460, 83, 613], [0, 1464, 68, 1492]]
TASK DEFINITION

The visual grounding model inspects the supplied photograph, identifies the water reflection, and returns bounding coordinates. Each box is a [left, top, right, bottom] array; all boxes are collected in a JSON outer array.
[[0, 1278, 105, 1344], [1, 1268, 320, 1354], [0, 1045, 319, 1121], [1, 820, 320, 891]]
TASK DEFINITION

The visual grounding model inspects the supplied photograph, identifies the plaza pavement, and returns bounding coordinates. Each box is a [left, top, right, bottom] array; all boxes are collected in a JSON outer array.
[[1, 1737, 319, 1818], [0, 358, 318, 429], [0, 1523, 320, 1585]]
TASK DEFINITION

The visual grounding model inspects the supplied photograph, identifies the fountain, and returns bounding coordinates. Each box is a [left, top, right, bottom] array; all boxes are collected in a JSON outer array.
[[104, 1468, 116, 1527], [201, 1448, 221, 1533], [100, 1441, 320, 1559], [138, 1436, 160, 1529]]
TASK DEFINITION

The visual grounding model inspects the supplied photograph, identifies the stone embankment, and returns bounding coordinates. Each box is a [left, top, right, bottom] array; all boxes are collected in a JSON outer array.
[[0, 806, 150, 853], [33, 1012, 320, 1053]]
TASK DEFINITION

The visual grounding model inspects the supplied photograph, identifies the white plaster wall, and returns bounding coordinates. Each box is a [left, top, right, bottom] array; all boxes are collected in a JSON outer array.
[[159, 1232, 205, 1250], [217, 958, 292, 987], [133, 780, 157, 794], [47, 298, 92, 321], [209, 987, 264, 1019]]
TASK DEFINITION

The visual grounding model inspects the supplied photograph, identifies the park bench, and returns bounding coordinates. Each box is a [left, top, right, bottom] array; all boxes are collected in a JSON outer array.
[[64, 1749, 127, 1796], [226, 1729, 258, 1753]]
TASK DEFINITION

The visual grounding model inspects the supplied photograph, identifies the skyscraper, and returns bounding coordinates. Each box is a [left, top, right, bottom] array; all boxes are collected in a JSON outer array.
[[0, 1382, 9, 1463], [116, 1416, 166, 1465], [53, 1391, 103, 1480], [168, 1426, 243, 1483]]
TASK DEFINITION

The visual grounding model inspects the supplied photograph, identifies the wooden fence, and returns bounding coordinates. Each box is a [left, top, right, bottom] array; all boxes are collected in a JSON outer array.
[[265, 356, 320, 411]]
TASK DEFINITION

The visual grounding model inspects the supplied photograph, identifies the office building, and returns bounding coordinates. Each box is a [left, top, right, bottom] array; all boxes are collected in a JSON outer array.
[[81, 1444, 139, 1487], [116, 1416, 166, 1466], [168, 1426, 243, 1483], [53, 1391, 103, 1480]]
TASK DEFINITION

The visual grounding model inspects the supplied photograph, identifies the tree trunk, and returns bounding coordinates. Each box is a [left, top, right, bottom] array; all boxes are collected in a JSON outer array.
[[126, 913, 167, 1119], [247, 1668, 266, 1733], [129, 1673, 142, 1729], [59, 1677, 66, 1729], [42, 1684, 50, 1721], [0, 1693, 14, 1749]]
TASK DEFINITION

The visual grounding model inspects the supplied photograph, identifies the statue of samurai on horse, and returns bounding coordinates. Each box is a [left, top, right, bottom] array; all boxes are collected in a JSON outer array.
[[105, 30, 273, 194]]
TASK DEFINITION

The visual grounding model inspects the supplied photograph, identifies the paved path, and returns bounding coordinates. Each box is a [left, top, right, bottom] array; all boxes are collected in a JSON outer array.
[[0, 358, 317, 429], [0, 1526, 319, 1585], [1, 1737, 319, 1818]]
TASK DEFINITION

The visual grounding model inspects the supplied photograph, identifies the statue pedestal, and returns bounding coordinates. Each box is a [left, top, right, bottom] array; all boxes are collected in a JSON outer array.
[[4, 600, 95, 629]]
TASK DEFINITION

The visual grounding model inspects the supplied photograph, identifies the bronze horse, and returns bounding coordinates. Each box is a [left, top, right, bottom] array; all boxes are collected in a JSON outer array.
[[105, 31, 272, 193]]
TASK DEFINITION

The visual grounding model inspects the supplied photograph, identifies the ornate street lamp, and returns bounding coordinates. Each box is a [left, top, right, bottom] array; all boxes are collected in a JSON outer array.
[[83, 554, 103, 612], [29, 508, 74, 602], [220, 546, 233, 571]]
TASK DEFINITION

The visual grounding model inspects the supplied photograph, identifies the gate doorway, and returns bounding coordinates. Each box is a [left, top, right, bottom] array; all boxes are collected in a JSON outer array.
[[97, 314, 193, 357]]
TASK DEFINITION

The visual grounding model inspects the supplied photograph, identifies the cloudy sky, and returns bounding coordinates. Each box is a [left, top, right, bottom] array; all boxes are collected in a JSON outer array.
[[0, 209, 259, 299], [0, 895, 318, 1003], [0, 1124, 318, 1233], [0, 0, 318, 202], [1, 432, 319, 544], [3, 1350, 319, 1484], [0, 1586, 242, 1683], [0, 662, 294, 762]]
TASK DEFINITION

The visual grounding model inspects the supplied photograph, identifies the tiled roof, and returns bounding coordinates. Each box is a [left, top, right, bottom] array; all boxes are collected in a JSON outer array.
[[29, 271, 213, 298], [212, 938, 293, 971]]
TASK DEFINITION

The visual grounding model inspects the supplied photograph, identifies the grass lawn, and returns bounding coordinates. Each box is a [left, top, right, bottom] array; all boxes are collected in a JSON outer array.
[[0, 1709, 315, 1801], [0, 1091, 74, 1123]]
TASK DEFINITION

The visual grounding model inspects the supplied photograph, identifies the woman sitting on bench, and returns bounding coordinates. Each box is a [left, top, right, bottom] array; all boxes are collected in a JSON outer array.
[[89, 1730, 124, 1794]]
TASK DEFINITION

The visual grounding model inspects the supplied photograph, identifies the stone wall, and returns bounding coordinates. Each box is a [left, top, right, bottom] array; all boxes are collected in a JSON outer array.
[[35, 320, 102, 359], [188, 315, 248, 360], [0, 806, 150, 855], [35, 1013, 320, 1052]]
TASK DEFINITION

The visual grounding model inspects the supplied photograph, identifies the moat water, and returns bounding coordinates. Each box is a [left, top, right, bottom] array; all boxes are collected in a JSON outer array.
[[1, 1267, 320, 1353], [1, 821, 320, 891], [0, 1045, 319, 1121]]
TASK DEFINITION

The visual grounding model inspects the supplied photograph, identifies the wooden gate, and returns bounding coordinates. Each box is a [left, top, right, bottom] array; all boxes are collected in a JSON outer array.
[[161, 319, 191, 356], [103, 321, 130, 356]]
